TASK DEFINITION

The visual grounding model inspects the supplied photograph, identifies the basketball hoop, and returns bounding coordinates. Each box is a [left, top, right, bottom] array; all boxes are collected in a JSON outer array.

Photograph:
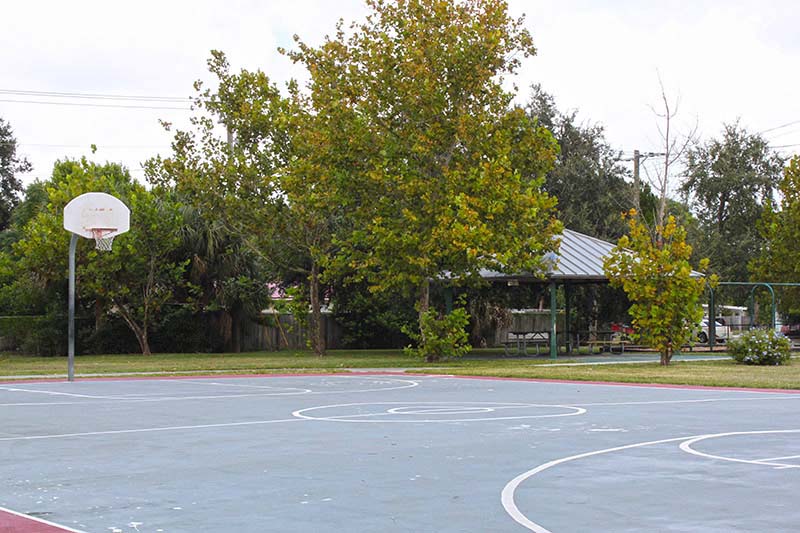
[[63, 192, 131, 381], [91, 228, 116, 252], [64, 192, 130, 253]]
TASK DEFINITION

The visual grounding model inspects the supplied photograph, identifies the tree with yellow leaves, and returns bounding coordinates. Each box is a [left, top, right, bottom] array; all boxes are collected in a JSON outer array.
[[285, 0, 562, 346], [604, 210, 714, 365]]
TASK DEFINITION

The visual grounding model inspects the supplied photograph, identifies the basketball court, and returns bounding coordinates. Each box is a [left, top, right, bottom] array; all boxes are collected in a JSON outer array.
[[1, 373, 798, 532]]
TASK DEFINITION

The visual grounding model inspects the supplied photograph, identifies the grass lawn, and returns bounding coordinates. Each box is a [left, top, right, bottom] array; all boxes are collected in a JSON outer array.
[[428, 358, 800, 390], [0, 350, 423, 376], [0, 350, 797, 390], [0, 348, 576, 377]]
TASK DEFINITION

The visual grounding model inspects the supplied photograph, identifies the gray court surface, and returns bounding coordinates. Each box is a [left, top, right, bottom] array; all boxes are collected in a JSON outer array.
[[1, 374, 799, 532]]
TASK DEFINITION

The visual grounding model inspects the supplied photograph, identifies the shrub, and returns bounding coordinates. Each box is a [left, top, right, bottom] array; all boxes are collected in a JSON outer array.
[[331, 282, 416, 349], [728, 328, 791, 365], [404, 305, 471, 363], [150, 306, 211, 353], [0, 313, 73, 356]]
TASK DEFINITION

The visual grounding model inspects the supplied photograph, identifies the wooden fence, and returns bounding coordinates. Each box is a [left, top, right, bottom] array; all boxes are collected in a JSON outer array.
[[241, 314, 342, 351]]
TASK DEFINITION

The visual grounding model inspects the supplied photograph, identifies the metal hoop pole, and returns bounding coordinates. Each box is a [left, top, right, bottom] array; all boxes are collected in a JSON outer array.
[[748, 283, 776, 329], [708, 285, 716, 350], [68, 233, 78, 382]]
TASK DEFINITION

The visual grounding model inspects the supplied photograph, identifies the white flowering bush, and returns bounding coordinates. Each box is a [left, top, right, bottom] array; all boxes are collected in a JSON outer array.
[[728, 329, 792, 365]]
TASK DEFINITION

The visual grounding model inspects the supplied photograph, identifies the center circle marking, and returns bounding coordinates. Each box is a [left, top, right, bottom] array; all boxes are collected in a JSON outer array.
[[387, 406, 495, 415], [292, 401, 585, 423]]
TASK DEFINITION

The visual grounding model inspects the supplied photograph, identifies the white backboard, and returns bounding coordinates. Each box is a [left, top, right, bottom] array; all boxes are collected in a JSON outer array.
[[63, 192, 130, 239]]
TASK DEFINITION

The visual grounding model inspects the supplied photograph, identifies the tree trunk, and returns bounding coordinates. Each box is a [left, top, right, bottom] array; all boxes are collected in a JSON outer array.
[[114, 303, 151, 355], [417, 278, 430, 331], [275, 314, 290, 349], [417, 279, 433, 361], [309, 262, 325, 356], [219, 311, 232, 351], [94, 300, 104, 332], [138, 329, 152, 356], [469, 302, 483, 347], [660, 344, 673, 366]]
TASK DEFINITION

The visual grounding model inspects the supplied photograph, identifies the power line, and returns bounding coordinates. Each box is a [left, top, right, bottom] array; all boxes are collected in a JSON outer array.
[[7, 142, 171, 149], [0, 98, 190, 111], [758, 119, 800, 135], [0, 88, 189, 102], [763, 127, 800, 141]]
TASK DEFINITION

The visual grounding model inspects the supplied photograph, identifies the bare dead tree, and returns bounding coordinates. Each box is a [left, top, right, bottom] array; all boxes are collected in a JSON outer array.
[[644, 75, 698, 230]]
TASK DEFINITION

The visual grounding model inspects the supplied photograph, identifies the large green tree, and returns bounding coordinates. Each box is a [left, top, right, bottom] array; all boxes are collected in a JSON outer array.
[[0, 118, 31, 231], [525, 85, 649, 338], [0, 180, 49, 252], [146, 51, 337, 355], [0, 181, 58, 319], [751, 156, 800, 314], [681, 122, 784, 281], [80, 188, 186, 355], [526, 84, 637, 241], [285, 0, 562, 336], [178, 203, 272, 353], [14, 159, 186, 355]]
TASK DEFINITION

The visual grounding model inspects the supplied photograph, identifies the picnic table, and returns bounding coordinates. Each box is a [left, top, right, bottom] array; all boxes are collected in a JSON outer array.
[[501, 330, 550, 356]]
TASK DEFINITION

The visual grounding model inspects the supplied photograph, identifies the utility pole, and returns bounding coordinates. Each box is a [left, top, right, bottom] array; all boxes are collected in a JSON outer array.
[[623, 150, 667, 216], [633, 149, 640, 214]]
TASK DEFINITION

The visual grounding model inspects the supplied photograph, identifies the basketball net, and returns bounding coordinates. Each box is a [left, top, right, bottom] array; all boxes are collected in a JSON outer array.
[[91, 228, 116, 252]]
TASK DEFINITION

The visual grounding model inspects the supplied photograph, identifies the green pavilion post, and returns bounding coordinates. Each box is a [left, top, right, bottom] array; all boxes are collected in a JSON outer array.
[[549, 281, 557, 359], [708, 285, 716, 350], [444, 286, 453, 314], [564, 283, 572, 353]]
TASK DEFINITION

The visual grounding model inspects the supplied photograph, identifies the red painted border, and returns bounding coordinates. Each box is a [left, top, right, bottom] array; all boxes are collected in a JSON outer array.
[[1, 370, 799, 394], [439, 374, 800, 394], [0, 508, 83, 532]]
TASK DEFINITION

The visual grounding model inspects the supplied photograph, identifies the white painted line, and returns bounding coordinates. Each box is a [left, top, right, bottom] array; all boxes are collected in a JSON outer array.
[[306, 377, 421, 395], [0, 391, 310, 406], [116, 377, 420, 401], [169, 380, 312, 392], [0, 377, 421, 407], [314, 401, 568, 420], [502, 429, 800, 531], [756, 454, 800, 462], [501, 435, 691, 532], [112, 389, 314, 400], [574, 395, 800, 407], [0, 417, 303, 442], [293, 402, 586, 423], [0, 401, 92, 407], [386, 406, 495, 415], [0, 386, 123, 400], [0, 506, 88, 533], [679, 430, 800, 469], [2, 389, 796, 410]]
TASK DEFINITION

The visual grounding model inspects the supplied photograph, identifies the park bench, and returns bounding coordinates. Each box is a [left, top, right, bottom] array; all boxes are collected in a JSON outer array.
[[585, 331, 630, 354]]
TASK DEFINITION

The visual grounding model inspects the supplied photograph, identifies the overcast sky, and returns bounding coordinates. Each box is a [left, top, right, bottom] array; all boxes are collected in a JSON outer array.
[[3, 0, 799, 189]]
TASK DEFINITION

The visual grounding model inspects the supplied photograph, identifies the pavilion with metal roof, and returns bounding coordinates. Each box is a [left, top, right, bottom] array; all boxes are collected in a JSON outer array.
[[479, 229, 619, 359], [480, 229, 617, 284]]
